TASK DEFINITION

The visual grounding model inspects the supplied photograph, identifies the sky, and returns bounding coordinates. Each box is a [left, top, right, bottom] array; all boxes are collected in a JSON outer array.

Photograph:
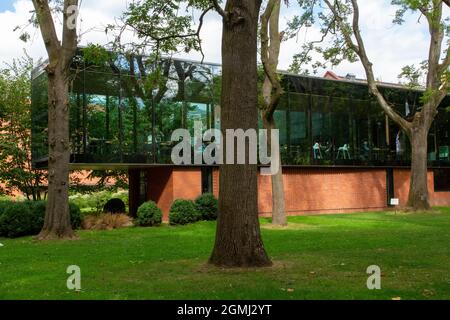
[[0, 0, 447, 83]]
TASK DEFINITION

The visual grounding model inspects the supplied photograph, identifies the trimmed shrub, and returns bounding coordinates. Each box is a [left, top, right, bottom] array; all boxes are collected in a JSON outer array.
[[103, 198, 126, 214], [82, 213, 132, 230], [169, 199, 201, 225], [195, 193, 219, 221], [0, 203, 41, 238], [135, 201, 163, 227], [0, 201, 82, 238]]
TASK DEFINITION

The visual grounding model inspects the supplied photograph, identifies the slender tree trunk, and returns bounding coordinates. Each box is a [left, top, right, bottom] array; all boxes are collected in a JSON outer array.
[[406, 125, 431, 210], [262, 116, 286, 225], [261, 0, 286, 226], [37, 68, 75, 240], [209, 0, 271, 268]]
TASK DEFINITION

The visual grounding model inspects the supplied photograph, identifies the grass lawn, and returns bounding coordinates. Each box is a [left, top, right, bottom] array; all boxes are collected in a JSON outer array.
[[1, 207, 450, 300]]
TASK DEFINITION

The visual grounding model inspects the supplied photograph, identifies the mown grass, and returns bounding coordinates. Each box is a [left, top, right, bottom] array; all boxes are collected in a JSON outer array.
[[1, 207, 449, 300]]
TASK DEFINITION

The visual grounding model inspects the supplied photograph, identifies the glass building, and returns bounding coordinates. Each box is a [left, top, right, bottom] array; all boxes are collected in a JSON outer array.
[[31, 52, 450, 169], [31, 51, 450, 215]]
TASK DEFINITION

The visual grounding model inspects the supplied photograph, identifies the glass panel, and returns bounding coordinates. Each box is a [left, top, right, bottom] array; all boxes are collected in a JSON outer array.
[[288, 92, 310, 165], [31, 72, 48, 166]]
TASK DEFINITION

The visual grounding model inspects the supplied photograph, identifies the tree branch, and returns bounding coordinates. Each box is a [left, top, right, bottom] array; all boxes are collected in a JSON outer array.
[[325, 0, 412, 133], [32, 0, 61, 70], [210, 0, 228, 21], [61, 0, 79, 69], [261, 0, 284, 119]]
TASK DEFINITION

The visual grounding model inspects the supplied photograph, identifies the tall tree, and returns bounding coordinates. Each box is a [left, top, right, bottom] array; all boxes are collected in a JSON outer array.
[[120, 0, 271, 266], [260, 0, 287, 226], [0, 58, 47, 200], [209, 0, 272, 267], [305, 0, 449, 210], [32, 0, 79, 239]]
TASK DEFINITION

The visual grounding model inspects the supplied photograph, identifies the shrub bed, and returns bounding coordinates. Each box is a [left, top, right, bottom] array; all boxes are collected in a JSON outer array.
[[169, 200, 201, 225]]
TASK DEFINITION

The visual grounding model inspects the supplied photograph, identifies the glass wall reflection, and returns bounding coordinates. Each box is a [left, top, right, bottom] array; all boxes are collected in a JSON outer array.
[[31, 53, 450, 168]]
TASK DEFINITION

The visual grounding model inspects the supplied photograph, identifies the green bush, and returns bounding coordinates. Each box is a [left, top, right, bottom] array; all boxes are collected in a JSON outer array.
[[169, 199, 201, 225], [135, 201, 163, 227], [0, 203, 41, 238], [195, 193, 219, 221], [69, 202, 82, 230], [0, 201, 81, 238], [0, 201, 11, 217]]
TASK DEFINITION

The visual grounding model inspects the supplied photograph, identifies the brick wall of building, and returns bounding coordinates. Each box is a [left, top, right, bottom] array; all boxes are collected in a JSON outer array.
[[146, 167, 174, 220], [258, 168, 387, 215], [147, 167, 450, 221], [146, 167, 202, 220], [213, 167, 388, 215], [393, 169, 450, 207]]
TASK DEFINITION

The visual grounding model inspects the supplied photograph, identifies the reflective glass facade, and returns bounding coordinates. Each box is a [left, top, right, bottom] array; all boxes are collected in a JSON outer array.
[[31, 53, 450, 168]]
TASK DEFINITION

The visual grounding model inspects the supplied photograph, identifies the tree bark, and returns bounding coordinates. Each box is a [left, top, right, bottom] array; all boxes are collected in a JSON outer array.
[[209, 0, 272, 267], [37, 68, 76, 240], [33, 0, 79, 240], [262, 117, 286, 225], [407, 125, 431, 210], [260, 0, 287, 226]]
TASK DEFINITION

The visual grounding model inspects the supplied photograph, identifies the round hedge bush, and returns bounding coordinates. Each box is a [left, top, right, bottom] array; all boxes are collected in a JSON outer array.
[[0, 201, 82, 238], [103, 198, 126, 214], [195, 193, 218, 221], [135, 201, 163, 227], [169, 199, 201, 225]]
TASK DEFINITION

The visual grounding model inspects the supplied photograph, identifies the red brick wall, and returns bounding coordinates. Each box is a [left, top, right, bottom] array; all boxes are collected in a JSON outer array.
[[146, 167, 202, 220], [212, 168, 220, 198], [146, 167, 173, 221], [172, 168, 202, 201], [259, 168, 387, 215], [394, 169, 450, 207], [146, 167, 450, 221], [213, 167, 388, 215]]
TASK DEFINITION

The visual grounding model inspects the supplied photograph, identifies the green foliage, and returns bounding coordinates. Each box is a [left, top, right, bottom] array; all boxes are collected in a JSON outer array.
[[169, 199, 201, 225], [398, 61, 428, 88], [0, 202, 40, 238], [135, 201, 163, 227], [0, 57, 47, 199], [82, 44, 111, 66], [68, 202, 82, 230], [0, 201, 81, 238], [195, 193, 218, 221], [69, 189, 129, 214], [107, 0, 215, 67]]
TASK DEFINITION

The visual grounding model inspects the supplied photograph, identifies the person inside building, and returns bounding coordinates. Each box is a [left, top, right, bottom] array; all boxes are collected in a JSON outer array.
[[313, 141, 322, 159]]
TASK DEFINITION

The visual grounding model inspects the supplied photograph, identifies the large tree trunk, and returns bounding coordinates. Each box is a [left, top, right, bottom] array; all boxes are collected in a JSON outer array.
[[406, 126, 431, 210], [37, 68, 75, 240], [209, 0, 271, 267], [33, 0, 79, 240]]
